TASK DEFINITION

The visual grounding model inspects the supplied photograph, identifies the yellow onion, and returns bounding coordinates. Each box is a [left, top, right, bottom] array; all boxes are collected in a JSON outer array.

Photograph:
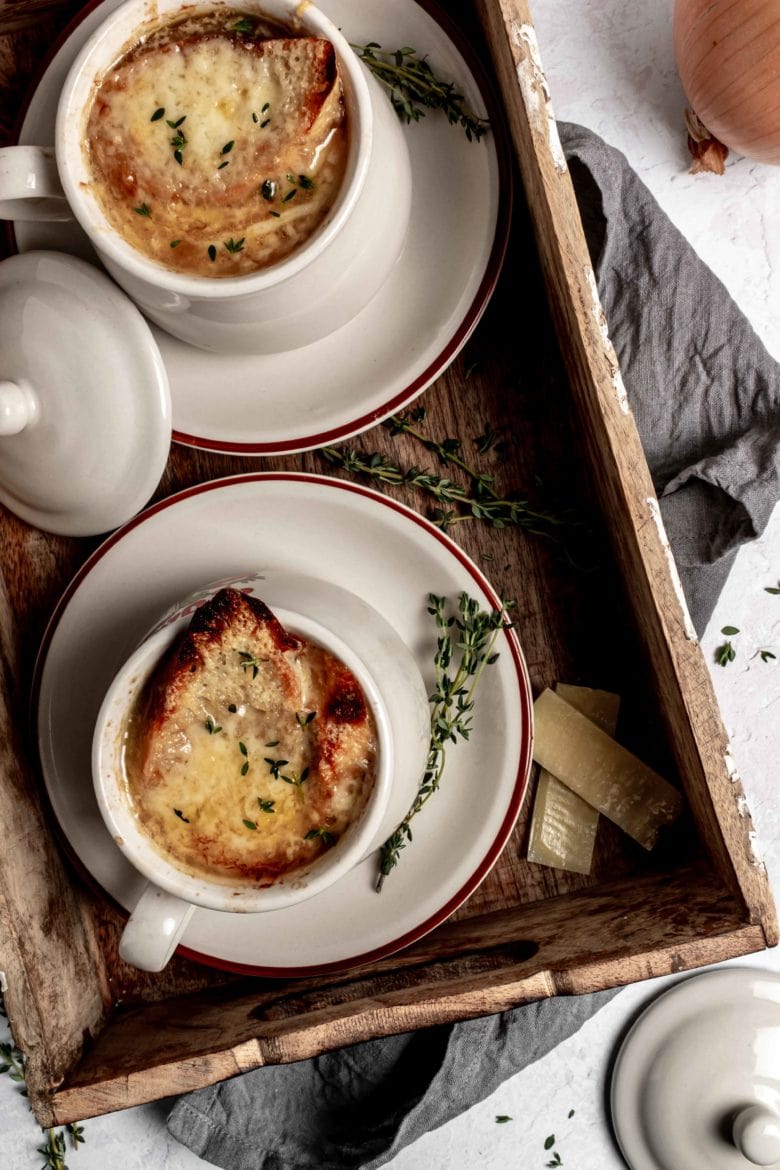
[[674, 0, 780, 168]]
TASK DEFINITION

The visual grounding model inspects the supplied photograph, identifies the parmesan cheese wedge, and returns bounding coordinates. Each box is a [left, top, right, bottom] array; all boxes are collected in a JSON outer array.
[[527, 685, 620, 874], [532, 688, 684, 850]]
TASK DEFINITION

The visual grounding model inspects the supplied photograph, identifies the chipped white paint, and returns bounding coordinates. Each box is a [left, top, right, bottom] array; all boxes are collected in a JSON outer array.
[[723, 755, 766, 869], [747, 830, 767, 872], [511, 23, 567, 173], [646, 496, 699, 643], [585, 266, 630, 414], [724, 750, 741, 783]]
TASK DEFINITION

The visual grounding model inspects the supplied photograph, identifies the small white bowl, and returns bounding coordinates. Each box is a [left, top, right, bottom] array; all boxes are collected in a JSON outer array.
[[92, 574, 429, 971]]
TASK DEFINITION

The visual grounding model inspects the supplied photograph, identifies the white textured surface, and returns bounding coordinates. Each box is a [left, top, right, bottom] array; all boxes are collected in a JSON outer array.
[[3, 0, 780, 1164]]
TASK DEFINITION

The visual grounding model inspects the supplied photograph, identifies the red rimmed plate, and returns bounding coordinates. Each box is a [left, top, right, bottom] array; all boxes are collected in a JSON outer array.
[[12, 0, 511, 455], [35, 473, 532, 976]]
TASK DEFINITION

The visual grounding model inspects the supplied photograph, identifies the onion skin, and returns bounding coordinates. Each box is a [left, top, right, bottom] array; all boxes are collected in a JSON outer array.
[[674, 0, 780, 165]]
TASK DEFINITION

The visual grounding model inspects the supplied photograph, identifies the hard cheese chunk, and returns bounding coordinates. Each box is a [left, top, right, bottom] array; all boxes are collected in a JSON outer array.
[[527, 685, 620, 874], [532, 688, 684, 850]]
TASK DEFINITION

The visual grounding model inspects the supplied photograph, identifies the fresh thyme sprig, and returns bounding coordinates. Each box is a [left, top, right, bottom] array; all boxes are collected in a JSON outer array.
[[351, 42, 488, 141], [376, 591, 512, 889], [319, 442, 573, 542], [0, 991, 86, 1167]]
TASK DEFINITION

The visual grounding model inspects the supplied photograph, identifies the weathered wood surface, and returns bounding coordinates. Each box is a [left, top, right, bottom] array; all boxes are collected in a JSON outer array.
[[0, 0, 775, 1128], [477, 0, 778, 935]]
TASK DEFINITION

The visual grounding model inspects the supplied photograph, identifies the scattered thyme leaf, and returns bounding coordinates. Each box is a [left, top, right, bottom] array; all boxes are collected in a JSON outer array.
[[281, 767, 309, 789], [218, 160, 229, 169], [150, 107, 165, 121], [173, 808, 190, 822], [170, 239, 181, 248], [228, 703, 238, 713], [261, 118, 271, 127], [258, 798, 275, 813], [241, 761, 250, 776], [495, 1115, 512, 1123], [167, 115, 186, 128], [232, 16, 254, 32], [475, 426, 500, 454], [296, 711, 316, 727], [265, 739, 279, 747], [224, 237, 245, 254], [205, 716, 222, 734], [760, 649, 776, 662], [715, 640, 736, 667], [282, 187, 298, 202], [721, 625, 740, 635], [221, 140, 235, 155], [174, 149, 184, 165], [298, 173, 315, 188], [305, 827, 336, 844], [265, 758, 289, 779], [765, 582, 780, 594], [239, 651, 266, 678], [133, 203, 151, 217], [239, 742, 248, 756], [261, 179, 276, 201], [350, 42, 488, 141], [544, 1135, 556, 1151], [568, 1109, 575, 1118], [243, 818, 257, 830]]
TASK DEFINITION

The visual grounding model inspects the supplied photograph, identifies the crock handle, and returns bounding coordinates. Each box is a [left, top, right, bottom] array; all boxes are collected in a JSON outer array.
[[0, 145, 72, 222], [119, 883, 195, 972]]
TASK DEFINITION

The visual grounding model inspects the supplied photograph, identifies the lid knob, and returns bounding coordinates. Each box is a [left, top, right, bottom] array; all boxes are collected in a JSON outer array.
[[733, 1105, 780, 1166], [0, 379, 38, 436]]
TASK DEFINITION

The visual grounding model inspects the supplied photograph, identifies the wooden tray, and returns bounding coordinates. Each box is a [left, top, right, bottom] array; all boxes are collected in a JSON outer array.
[[0, 0, 776, 1127]]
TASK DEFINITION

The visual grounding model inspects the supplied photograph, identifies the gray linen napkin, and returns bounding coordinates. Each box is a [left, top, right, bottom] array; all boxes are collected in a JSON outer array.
[[167, 123, 780, 1167]]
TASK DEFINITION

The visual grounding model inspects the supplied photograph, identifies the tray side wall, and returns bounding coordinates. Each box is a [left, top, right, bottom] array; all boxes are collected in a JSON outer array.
[[476, 0, 777, 942], [0, 572, 111, 1128]]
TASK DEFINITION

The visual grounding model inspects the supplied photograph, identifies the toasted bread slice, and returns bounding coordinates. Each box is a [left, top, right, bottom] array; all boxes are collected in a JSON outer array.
[[125, 589, 377, 885], [91, 34, 341, 206]]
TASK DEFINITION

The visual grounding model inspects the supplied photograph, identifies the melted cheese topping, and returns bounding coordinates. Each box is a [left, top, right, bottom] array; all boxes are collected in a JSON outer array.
[[84, 9, 347, 276], [122, 638, 377, 887]]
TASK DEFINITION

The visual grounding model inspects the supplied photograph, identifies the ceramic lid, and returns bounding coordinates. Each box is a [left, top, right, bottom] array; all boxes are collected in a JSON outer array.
[[0, 250, 170, 536], [611, 967, 780, 1170]]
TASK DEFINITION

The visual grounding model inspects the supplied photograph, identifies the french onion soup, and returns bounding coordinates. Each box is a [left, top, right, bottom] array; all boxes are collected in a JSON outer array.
[[84, 8, 348, 276], [121, 589, 378, 886]]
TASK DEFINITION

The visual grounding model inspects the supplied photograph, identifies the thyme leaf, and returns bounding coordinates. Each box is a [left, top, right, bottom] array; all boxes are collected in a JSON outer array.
[[715, 640, 736, 666], [0, 993, 87, 1166], [351, 42, 488, 142], [305, 826, 336, 844], [376, 592, 511, 889]]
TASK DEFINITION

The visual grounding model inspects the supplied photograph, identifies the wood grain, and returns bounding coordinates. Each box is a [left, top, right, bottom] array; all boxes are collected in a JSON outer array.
[[0, 0, 775, 1128]]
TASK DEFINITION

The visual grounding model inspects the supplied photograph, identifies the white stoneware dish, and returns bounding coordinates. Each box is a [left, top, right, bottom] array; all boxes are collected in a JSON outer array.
[[12, 0, 509, 453], [35, 473, 533, 975], [611, 967, 780, 1170], [0, 0, 413, 355], [0, 250, 171, 536], [93, 587, 415, 972]]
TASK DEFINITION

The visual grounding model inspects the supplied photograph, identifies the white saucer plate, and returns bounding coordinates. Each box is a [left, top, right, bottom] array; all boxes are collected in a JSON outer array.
[[35, 474, 533, 975], [14, 0, 511, 455]]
